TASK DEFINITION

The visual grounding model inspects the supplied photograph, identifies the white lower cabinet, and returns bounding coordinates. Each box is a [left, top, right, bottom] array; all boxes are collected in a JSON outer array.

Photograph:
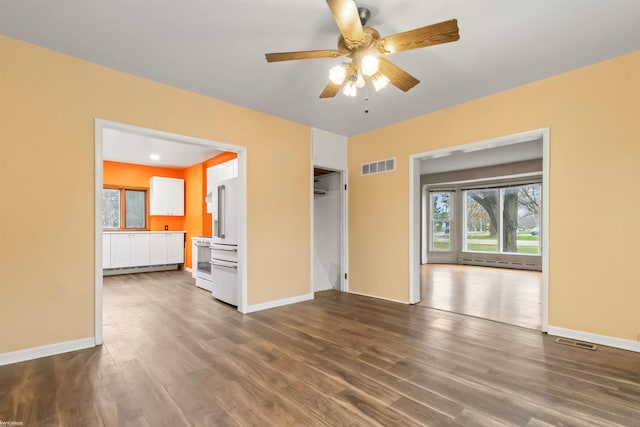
[[149, 234, 168, 265], [167, 233, 184, 264], [149, 233, 184, 265], [104, 232, 184, 269], [131, 234, 150, 267], [103, 234, 111, 269], [110, 234, 134, 268]]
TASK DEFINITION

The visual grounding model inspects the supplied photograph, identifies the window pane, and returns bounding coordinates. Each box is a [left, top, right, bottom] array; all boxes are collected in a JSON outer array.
[[125, 190, 146, 229], [465, 189, 498, 252], [430, 192, 451, 251], [502, 184, 541, 255], [102, 189, 120, 228]]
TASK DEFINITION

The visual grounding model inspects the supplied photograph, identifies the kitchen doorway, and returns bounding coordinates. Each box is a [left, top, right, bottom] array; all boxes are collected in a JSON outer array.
[[409, 129, 550, 331], [94, 120, 248, 344]]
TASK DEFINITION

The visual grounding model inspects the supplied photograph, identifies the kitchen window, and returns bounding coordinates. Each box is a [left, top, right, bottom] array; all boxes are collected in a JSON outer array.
[[102, 186, 149, 230]]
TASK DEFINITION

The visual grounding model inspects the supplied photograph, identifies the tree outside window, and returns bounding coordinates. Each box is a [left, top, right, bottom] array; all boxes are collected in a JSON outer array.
[[103, 187, 148, 230]]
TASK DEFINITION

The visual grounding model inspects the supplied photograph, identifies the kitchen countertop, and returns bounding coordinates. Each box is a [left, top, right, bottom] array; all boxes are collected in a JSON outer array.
[[103, 230, 186, 234]]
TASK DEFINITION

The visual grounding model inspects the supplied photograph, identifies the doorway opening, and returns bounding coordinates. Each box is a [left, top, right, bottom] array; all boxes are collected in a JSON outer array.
[[94, 119, 248, 345], [409, 129, 549, 331], [312, 167, 347, 293]]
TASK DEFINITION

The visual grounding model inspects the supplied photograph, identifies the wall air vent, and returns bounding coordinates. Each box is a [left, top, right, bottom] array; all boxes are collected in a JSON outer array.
[[361, 158, 396, 176]]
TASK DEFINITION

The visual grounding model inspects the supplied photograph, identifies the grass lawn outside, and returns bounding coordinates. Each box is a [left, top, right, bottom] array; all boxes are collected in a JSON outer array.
[[432, 231, 540, 254]]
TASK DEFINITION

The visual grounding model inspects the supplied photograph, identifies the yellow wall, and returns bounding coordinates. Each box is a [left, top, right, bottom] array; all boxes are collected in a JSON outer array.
[[349, 51, 640, 342], [0, 35, 310, 354]]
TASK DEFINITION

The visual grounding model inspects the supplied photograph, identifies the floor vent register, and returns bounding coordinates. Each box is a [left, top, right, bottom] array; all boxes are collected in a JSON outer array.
[[555, 337, 598, 351]]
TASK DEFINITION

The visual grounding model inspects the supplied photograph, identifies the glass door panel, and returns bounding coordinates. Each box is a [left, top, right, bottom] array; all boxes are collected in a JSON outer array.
[[501, 184, 541, 255], [465, 189, 498, 252], [429, 192, 452, 251]]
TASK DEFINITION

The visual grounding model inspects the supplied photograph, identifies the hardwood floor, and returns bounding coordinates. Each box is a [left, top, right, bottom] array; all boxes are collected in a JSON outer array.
[[1, 270, 639, 426], [421, 264, 542, 330]]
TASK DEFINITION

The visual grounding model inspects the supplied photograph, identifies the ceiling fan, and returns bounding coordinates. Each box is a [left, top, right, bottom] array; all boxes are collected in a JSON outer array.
[[265, 0, 460, 98]]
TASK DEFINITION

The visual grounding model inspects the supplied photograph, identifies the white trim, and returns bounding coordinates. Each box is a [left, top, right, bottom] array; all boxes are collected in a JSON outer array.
[[548, 326, 640, 353], [0, 338, 95, 367], [244, 293, 314, 313], [341, 170, 349, 292], [409, 152, 421, 304], [95, 119, 249, 332], [94, 124, 104, 345], [310, 139, 315, 297], [409, 128, 550, 327], [237, 148, 248, 314], [348, 290, 410, 305], [541, 128, 550, 332]]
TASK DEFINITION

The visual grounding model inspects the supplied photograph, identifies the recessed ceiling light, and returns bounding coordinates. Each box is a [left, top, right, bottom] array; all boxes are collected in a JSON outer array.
[[149, 153, 160, 161]]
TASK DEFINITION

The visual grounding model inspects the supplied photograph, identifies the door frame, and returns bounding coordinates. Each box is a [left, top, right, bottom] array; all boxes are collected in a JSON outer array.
[[310, 167, 349, 294], [408, 128, 550, 331], [94, 119, 248, 345]]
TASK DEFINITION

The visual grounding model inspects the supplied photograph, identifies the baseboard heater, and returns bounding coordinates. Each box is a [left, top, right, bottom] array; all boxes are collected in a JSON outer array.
[[458, 257, 541, 271], [103, 264, 181, 276]]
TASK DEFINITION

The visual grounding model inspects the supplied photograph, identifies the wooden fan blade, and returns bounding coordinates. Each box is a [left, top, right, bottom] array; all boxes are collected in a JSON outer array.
[[265, 50, 343, 62], [319, 82, 343, 98], [378, 57, 419, 92], [378, 19, 459, 54], [326, 0, 365, 47]]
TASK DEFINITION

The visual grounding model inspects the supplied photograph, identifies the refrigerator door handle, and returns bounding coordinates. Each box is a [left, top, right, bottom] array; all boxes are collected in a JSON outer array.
[[218, 184, 226, 239]]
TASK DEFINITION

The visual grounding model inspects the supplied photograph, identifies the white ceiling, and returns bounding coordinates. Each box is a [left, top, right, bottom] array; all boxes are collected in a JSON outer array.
[[102, 128, 221, 168], [1, 1, 639, 137]]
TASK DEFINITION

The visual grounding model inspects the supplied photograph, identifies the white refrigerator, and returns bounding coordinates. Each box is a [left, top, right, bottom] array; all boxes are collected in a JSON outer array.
[[210, 177, 239, 306]]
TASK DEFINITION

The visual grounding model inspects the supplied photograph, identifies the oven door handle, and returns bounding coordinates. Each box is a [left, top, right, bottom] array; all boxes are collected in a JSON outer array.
[[210, 246, 237, 252], [210, 261, 238, 270]]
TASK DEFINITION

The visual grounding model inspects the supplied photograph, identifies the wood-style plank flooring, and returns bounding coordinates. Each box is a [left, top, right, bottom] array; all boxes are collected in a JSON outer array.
[[1, 271, 639, 426], [421, 264, 542, 330]]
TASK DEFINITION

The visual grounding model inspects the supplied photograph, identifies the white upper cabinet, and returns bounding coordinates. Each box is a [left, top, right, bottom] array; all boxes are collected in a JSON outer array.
[[312, 128, 347, 171], [150, 177, 184, 216]]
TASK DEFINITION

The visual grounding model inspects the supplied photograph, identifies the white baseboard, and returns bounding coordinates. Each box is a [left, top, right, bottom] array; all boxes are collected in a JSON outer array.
[[347, 290, 410, 305], [244, 293, 314, 313], [0, 337, 96, 367], [547, 326, 640, 353]]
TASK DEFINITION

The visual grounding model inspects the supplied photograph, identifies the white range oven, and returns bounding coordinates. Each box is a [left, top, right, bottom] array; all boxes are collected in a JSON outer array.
[[191, 236, 213, 291]]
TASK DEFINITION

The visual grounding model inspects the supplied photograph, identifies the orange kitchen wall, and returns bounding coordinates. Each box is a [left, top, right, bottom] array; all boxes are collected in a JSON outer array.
[[103, 160, 185, 232], [1, 35, 311, 355], [183, 162, 205, 269], [104, 155, 237, 270]]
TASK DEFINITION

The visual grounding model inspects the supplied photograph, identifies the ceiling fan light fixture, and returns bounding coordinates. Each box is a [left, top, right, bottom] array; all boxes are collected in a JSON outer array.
[[372, 72, 389, 92], [329, 63, 348, 85], [342, 80, 357, 97], [361, 55, 379, 76]]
